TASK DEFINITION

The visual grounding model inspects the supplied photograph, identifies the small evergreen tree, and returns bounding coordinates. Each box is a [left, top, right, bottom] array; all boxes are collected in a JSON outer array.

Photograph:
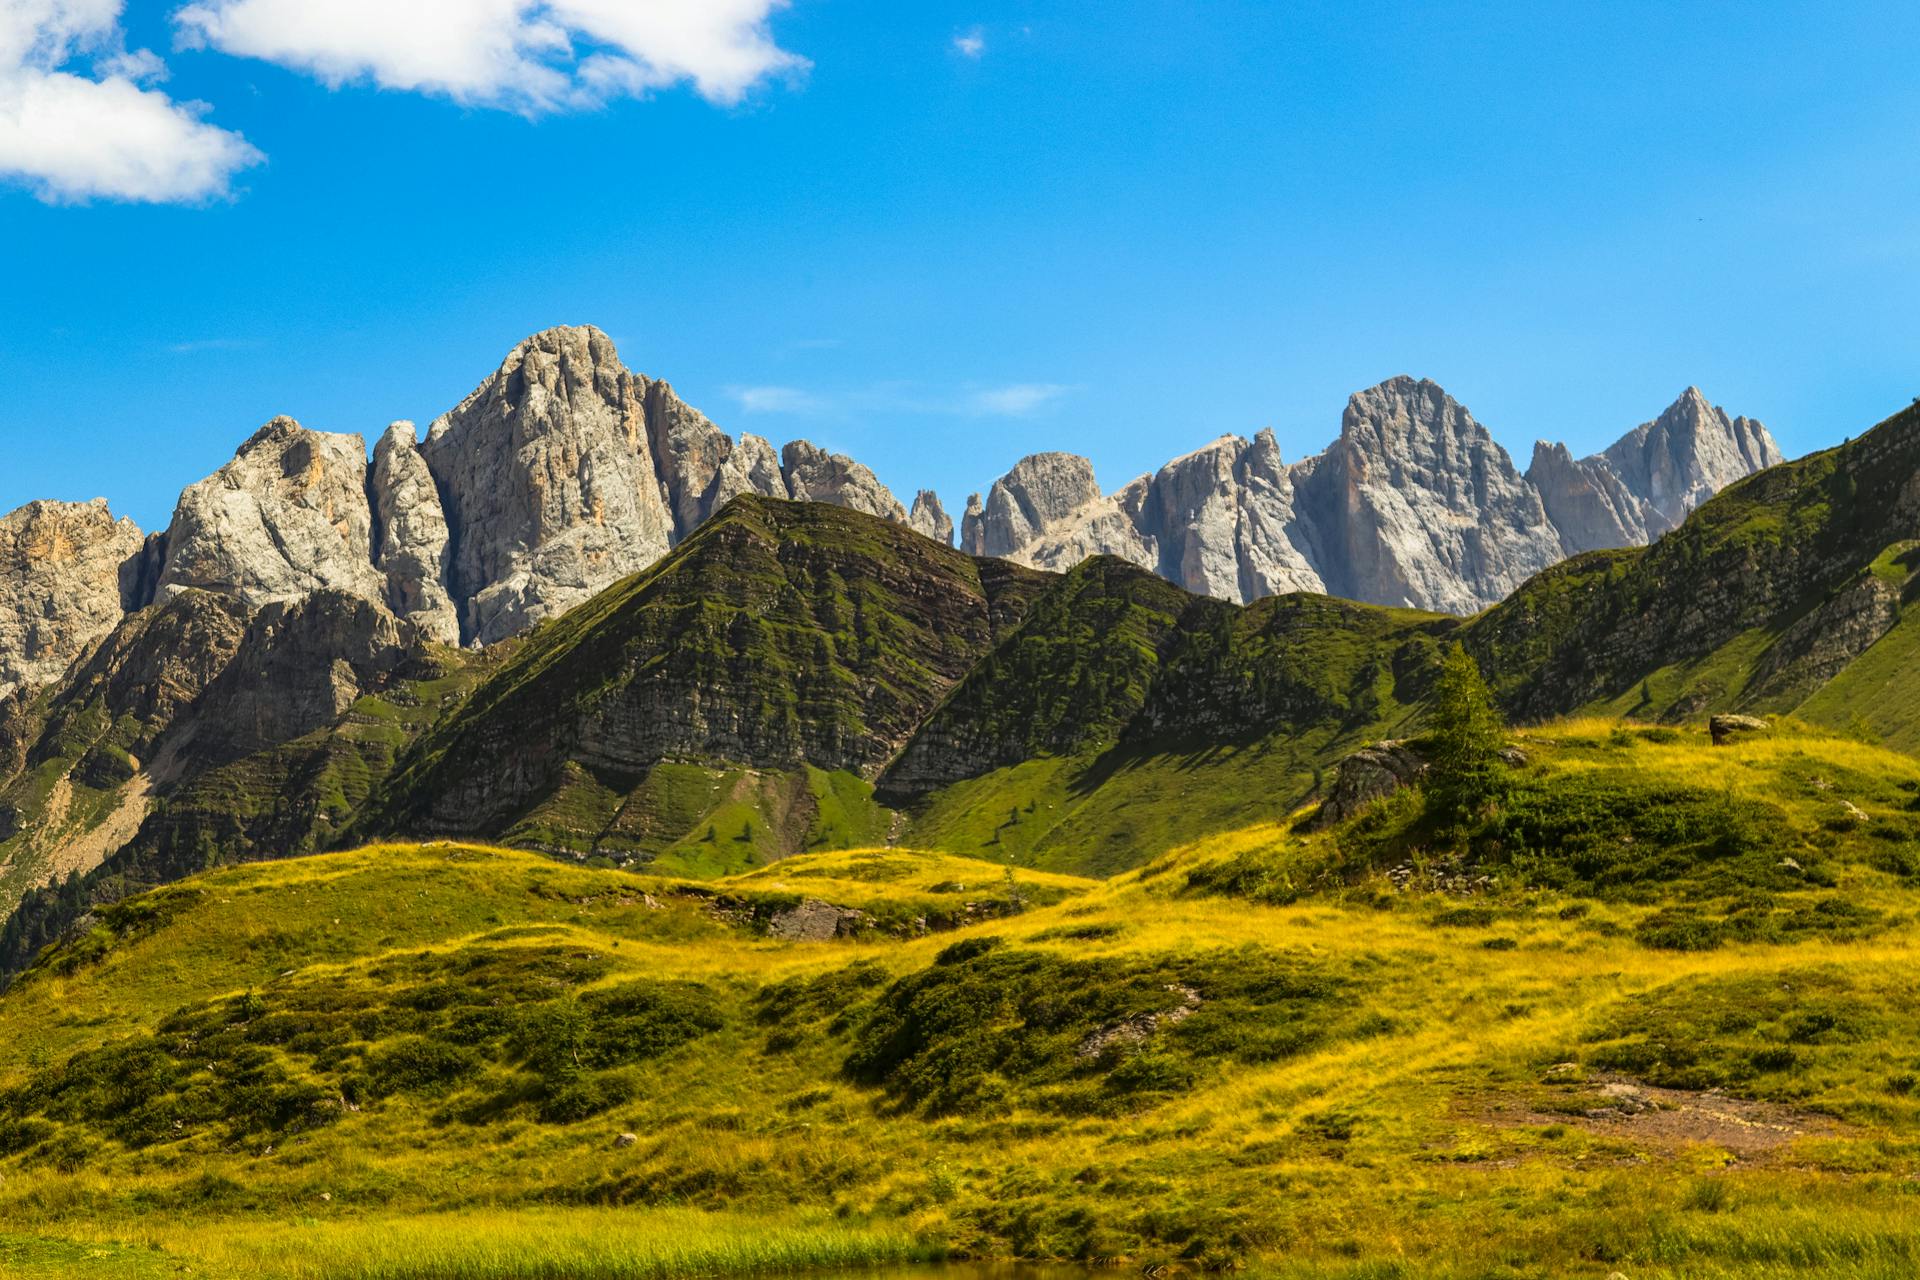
[[1427, 643, 1507, 836]]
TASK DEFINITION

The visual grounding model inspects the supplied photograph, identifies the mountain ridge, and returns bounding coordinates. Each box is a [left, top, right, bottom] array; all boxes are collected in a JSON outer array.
[[0, 327, 1779, 706]]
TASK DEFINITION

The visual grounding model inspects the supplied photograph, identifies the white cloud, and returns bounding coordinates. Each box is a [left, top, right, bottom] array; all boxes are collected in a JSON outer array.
[[969, 383, 1071, 415], [0, 0, 260, 203], [731, 381, 1075, 419], [173, 0, 808, 112], [952, 27, 984, 59], [731, 384, 826, 414]]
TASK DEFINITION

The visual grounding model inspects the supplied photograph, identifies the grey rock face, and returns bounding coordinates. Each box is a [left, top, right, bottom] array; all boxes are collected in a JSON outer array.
[[0, 499, 146, 699], [1526, 441, 1649, 552], [700, 431, 788, 521], [1530, 388, 1785, 554], [968, 379, 1779, 614], [649, 384, 786, 536], [371, 422, 459, 645], [780, 441, 909, 521], [157, 417, 386, 611], [1303, 377, 1565, 613], [908, 490, 954, 545], [961, 452, 1106, 558], [422, 326, 676, 645]]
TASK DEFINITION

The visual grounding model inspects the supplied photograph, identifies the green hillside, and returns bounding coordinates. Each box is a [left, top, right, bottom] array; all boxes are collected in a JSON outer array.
[[4, 719, 1920, 1278], [355, 496, 1049, 856]]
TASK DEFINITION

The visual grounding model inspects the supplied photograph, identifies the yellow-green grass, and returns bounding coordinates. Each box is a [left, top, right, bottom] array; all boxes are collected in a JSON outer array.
[[3, 1207, 934, 1279], [3, 719, 1920, 1278]]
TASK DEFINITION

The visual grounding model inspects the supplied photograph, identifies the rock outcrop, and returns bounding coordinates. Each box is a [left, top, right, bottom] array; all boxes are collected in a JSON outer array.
[[965, 380, 1780, 614], [156, 417, 386, 610], [1311, 740, 1428, 829], [908, 491, 954, 546], [371, 423, 459, 645], [0, 500, 146, 699], [780, 441, 909, 522]]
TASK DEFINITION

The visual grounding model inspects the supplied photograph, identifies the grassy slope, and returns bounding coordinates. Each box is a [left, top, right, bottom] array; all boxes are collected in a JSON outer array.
[[903, 591, 1456, 876], [1473, 400, 1920, 733], [4, 721, 1920, 1278], [357, 497, 1048, 862]]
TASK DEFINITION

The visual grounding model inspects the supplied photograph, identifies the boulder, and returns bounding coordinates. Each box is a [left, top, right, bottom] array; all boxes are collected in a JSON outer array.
[[1709, 714, 1772, 746], [766, 897, 867, 942], [1312, 740, 1428, 829]]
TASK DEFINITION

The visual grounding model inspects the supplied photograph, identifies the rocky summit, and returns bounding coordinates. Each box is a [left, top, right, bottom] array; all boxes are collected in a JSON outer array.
[[0, 500, 147, 700], [0, 328, 1780, 706], [963, 377, 1782, 613]]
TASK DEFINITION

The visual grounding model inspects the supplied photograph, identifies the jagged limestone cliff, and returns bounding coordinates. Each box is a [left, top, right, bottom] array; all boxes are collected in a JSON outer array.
[[962, 382, 1781, 613]]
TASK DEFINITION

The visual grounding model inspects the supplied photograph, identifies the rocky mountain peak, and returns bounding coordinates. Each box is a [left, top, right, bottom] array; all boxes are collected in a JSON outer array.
[[958, 375, 1779, 615], [0, 329, 1795, 700], [0, 499, 147, 699], [1529, 388, 1786, 553], [960, 452, 1105, 558], [422, 326, 673, 645], [156, 417, 385, 612]]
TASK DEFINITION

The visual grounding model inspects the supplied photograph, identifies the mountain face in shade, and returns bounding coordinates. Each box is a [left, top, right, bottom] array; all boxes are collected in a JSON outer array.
[[963, 381, 1782, 613], [0, 330, 1780, 707]]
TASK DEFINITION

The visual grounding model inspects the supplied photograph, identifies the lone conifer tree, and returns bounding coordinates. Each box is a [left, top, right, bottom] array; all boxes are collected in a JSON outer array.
[[1427, 643, 1507, 834]]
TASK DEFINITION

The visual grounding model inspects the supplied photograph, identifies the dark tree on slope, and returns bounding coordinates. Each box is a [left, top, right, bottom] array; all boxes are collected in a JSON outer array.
[[1426, 644, 1508, 836]]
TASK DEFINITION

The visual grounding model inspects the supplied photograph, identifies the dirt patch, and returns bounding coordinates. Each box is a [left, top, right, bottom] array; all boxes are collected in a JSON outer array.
[[1523, 1072, 1842, 1157]]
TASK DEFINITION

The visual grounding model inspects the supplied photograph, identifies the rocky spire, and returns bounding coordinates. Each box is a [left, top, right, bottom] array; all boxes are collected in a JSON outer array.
[[371, 422, 459, 645], [908, 490, 954, 545]]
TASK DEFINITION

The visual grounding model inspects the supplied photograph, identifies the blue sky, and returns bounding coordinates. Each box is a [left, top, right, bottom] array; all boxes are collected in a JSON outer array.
[[3, 1, 1919, 532]]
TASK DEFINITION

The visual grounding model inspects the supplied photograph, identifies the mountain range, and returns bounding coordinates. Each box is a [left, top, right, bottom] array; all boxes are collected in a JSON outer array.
[[0, 325, 1779, 707], [0, 378, 1913, 977]]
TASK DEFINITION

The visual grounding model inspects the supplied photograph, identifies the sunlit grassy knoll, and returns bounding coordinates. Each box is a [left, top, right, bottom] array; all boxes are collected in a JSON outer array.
[[3, 718, 1920, 1277]]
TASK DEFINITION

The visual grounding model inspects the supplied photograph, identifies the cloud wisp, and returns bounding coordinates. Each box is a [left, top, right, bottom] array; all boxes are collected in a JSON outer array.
[[952, 28, 985, 59], [0, 0, 260, 204], [173, 0, 810, 113], [730, 380, 1077, 419]]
